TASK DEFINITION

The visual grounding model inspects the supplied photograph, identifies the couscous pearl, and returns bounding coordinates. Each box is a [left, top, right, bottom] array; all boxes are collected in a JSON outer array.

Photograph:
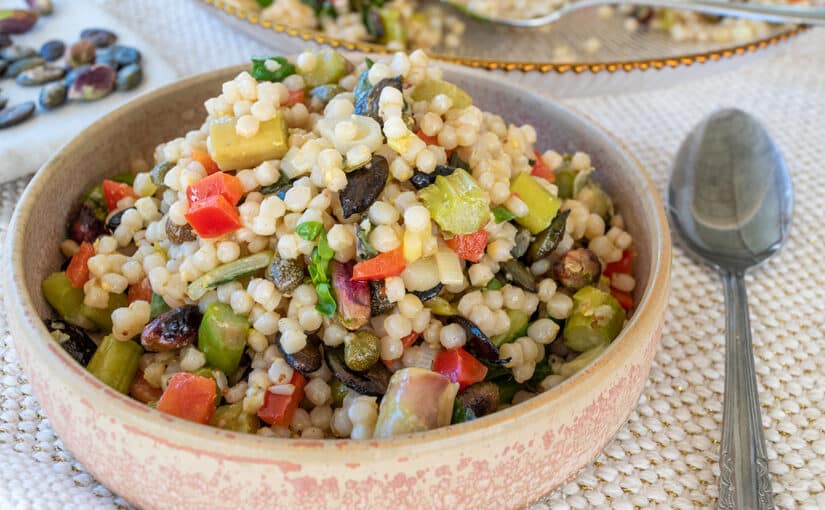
[[439, 323, 467, 349], [236, 114, 260, 138], [403, 205, 430, 232], [547, 293, 574, 320], [369, 225, 401, 253]]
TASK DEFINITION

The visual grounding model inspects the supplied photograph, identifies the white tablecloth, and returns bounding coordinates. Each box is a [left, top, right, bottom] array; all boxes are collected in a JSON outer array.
[[1, 1, 823, 508]]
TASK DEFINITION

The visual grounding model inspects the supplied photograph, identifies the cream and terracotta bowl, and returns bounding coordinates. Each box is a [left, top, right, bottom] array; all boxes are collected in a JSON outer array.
[[4, 64, 671, 510]]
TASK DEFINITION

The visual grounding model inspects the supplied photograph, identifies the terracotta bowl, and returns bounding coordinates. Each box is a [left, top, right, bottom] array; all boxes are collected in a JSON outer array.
[[4, 64, 671, 510]]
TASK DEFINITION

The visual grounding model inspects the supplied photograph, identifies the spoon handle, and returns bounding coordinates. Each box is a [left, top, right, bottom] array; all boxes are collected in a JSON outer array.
[[718, 271, 774, 510]]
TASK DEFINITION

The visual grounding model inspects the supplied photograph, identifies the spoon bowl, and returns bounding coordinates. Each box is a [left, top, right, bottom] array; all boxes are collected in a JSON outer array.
[[668, 108, 793, 510]]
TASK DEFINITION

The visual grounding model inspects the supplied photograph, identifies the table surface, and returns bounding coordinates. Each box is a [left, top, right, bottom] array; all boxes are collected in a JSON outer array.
[[1, 1, 824, 508]]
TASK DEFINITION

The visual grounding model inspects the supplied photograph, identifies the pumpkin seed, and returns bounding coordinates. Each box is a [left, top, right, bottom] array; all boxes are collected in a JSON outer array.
[[65, 39, 95, 67], [0, 44, 36, 62], [68, 64, 114, 101], [111, 45, 140, 66], [0, 101, 35, 129], [0, 9, 39, 35], [26, 0, 53, 16], [39, 82, 67, 110], [38, 39, 64, 61], [116, 63, 141, 91], [16, 64, 64, 86], [80, 28, 116, 48], [5, 56, 44, 78]]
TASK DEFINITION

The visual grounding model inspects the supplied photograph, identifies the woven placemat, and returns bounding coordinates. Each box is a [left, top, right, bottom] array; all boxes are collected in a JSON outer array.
[[1, 1, 823, 507]]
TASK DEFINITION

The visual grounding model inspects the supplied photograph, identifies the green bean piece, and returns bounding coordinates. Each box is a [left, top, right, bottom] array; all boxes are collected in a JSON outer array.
[[81, 292, 127, 332], [187, 251, 274, 300], [563, 286, 626, 352], [555, 168, 576, 199], [42, 272, 93, 329], [198, 302, 249, 375], [86, 335, 143, 394]]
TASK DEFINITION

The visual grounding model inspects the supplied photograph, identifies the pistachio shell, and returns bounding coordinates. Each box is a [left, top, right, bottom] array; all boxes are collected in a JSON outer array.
[[0, 101, 35, 129], [65, 39, 95, 68], [0, 44, 36, 62], [0, 10, 39, 35], [16, 64, 64, 86], [39, 81, 67, 110], [39, 39, 64, 61], [67, 64, 114, 101], [80, 28, 116, 48], [25, 0, 53, 16], [115, 63, 142, 91], [64, 64, 90, 86], [5, 56, 44, 78]]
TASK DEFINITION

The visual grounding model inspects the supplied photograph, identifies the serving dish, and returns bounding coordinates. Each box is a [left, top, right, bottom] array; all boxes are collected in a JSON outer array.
[[5, 62, 670, 509], [198, 0, 805, 97]]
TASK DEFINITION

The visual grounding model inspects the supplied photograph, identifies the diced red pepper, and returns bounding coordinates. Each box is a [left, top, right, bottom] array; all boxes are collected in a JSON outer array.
[[401, 332, 420, 349], [610, 288, 634, 311], [530, 149, 555, 183], [416, 129, 439, 146], [445, 230, 488, 263], [186, 171, 245, 207], [102, 179, 137, 213], [184, 195, 242, 238], [191, 149, 221, 175], [156, 372, 217, 424], [433, 347, 488, 391], [128, 277, 153, 304], [257, 371, 307, 427], [351, 248, 407, 281], [66, 242, 94, 288], [604, 249, 634, 277], [285, 89, 305, 107]]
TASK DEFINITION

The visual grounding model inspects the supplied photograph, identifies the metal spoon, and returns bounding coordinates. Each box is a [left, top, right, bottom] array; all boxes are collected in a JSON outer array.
[[443, 0, 825, 27], [668, 109, 792, 510]]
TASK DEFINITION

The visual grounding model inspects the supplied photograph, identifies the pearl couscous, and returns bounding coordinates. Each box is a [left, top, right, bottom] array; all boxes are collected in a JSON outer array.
[[43, 48, 637, 439]]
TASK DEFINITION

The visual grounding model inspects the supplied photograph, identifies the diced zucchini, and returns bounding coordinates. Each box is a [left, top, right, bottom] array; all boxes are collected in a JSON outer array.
[[87, 335, 143, 393], [299, 48, 348, 88], [209, 112, 288, 171], [491, 309, 530, 347], [418, 169, 489, 235], [563, 286, 626, 352], [510, 172, 561, 234], [188, 251, 274, 300], [211, 403, 260, 433], [198, 302, 249, 375], [411, 79, 472, 110]]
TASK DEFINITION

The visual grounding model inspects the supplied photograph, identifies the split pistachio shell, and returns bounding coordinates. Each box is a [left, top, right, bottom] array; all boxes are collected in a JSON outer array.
[[68, 64, 115, 101], [16, 64, 65, 86], [65, 39, 96, 68], [374, 368, 458, 438]]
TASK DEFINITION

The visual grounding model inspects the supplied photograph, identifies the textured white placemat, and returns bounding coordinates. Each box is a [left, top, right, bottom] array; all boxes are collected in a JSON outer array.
[[0, 0, 178, 184], [1, 1, 824, 508]]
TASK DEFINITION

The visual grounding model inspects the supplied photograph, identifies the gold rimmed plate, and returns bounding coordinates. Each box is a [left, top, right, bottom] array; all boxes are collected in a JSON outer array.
[[198, 0, 806, 96]]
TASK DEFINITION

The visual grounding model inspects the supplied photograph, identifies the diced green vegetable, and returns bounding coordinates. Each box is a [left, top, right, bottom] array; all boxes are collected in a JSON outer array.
[[555, 167, 576, 199], [43, 272, 93, 329], [563, 286, 626, 352], [491, 309, 530, 347], [330, 378, 348, 407], [188, 251, 274, 300], [558, 344, 608, 378], [296, 221, 323, 242], [452, 398, 476, 424], [150, 292, 171, 319], [42, 272, 126, 331], [378, 8, 406, 45], [509, 172, 561, 234], [210, 403, 260, 433], [86, 334, 143, 394], [250, 56, 295, 82], [419, 168, 489, 235], [492, 206, 517, 224], [411, 79, 472, 110], [424, 296, 457, 316], [299, 48, 347, 87], [81, 292, 127, 331], [255, 0, 274, 7], [485, 278, 504, 290], [82, 184, 108, 221], [209, 112, 288, 171], [198, 302, 249, 375]]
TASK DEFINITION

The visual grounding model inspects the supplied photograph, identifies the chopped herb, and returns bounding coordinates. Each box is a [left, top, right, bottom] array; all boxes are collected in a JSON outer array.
[[296, 221, 323, 242], [492, 205, 516, 224], [250, 56, 296, 82]]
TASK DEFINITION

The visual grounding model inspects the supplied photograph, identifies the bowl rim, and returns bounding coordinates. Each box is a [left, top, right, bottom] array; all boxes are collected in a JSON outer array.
[[199, 0, 806, 74], [4, 62, 671, 456]]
